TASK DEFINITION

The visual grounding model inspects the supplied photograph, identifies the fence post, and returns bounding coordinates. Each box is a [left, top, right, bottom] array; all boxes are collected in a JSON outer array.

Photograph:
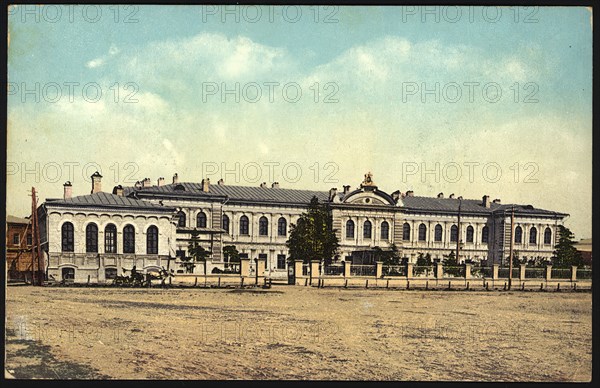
[[375, 261, 383, 279], [240, 257, 251, 279], [464, 263, 472, 279], [492, 264, 499, 280], [406, 262, 413, 279], [310, 260, 320, 285], [520, 264, 526, 281], [571, 266, 577, 282], [545, 265, 552, 281], [294, 260, 303, 284], [344, 261, 352, 278], [436, 262, 444, 279]]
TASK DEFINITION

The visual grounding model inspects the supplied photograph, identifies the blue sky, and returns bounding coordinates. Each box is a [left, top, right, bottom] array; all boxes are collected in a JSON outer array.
[[7, 6, 592, 238]]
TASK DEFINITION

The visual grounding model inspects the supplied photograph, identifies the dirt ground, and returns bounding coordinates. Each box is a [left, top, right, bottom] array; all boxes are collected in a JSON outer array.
[[4, 285, 592, 381]]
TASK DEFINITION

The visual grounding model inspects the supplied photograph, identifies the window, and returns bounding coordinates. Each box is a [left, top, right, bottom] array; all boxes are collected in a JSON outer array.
[[481, 226, 489, 243], [147, 225, 159, 254], [239, 215, 249, 235], [418, 224, 427, 241], [363, 220, 372, 239], [346, 220, 355, 238], [544, 227, 552, 245], [13, 233, 19, 245], [86, 223, 98, 253], [278, 217, 287, 236], [435, 224, 443, 242], [514, 226, 523, 244], [123, 225, 135, 254], [380, 221, 389, 240], [466, 226, 474, 243], [529, 227, 537, 244], [277, 254, 286, 269], [450, 225, 458, 242], [177, 211, 186, 227], [27, 234, 32, 246], [259, 216, 269, 236], [196, 212, 207, 228], [105, 268, 117, 280], [105, 224, 117, 253], [402, 223, 411, 241], [222, 215, 230, 233], [61, 222, 74, 252], [62, 267, 75, 280]]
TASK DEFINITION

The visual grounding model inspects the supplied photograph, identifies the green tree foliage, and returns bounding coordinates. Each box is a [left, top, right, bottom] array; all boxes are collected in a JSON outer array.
[[286, 196, 339, 265], [415, 252, 433, 275], [442, 251, 462, 276], [552, 225, 584, 268], [223, 245, 240, 263], [183, 230, 210, 274]]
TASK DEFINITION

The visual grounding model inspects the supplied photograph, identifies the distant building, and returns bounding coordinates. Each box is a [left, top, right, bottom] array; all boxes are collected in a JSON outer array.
[[37, 171, 568, 283], [6, 215, 33, 281], [574, 238, 592, 267]]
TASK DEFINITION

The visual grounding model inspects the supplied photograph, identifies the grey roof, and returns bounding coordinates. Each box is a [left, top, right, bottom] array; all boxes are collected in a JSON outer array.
[[7, 215, 30, 224], [127, 182, 330, 204], [45, 192, 175, 211]]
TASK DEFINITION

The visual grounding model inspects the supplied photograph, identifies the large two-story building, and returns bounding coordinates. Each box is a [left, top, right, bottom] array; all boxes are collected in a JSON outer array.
[[38, 171, 567, 283]]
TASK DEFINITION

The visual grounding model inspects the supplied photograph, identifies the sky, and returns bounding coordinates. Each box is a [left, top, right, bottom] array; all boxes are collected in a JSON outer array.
[[7, 5, 592, 239]]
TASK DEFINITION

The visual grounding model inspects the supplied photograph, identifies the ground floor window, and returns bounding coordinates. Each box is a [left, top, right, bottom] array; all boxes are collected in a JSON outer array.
[[62, 267, 75, 281], [105, 268, 117, 280], [277, 254, 286, 269]]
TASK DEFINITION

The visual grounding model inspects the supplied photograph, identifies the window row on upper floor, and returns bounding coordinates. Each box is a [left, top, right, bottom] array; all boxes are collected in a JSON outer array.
[[61, 222, 159, 254], [176, 211, 289, 237]]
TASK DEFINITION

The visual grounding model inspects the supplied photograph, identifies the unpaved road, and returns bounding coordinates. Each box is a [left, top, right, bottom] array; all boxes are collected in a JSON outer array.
[[5, 286, 591, 381]]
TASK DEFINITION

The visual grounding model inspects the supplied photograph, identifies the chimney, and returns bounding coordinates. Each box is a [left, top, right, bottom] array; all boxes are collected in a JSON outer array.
[[201, 178, 210, 192], [329, 188, 337, 201], [157, 177, 165, 187], [91, 171, 102, 194], [437, 192, 444, 198], [493, 198, 501, 204], [271, 182, 279, 189], [218, 178, 225, 186], [134, 181, 142, 189], [391, 190, 400, 202], [63, 181, 72, 199], [113, 185, 124, 196], [142, 177, 152, 188], [343, 185, 351, 194], [482, 195, 491, 208], [449, 193, 455, 199], [172, 173, 179, 184], [260, 182, 267, 188], [406, 190, 414, 197]]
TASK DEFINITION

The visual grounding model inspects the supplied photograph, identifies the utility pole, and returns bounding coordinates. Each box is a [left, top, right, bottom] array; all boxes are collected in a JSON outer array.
[[29, 187, 43, 286], [456, 198, 462, 262], [508, 205, 515, 290]]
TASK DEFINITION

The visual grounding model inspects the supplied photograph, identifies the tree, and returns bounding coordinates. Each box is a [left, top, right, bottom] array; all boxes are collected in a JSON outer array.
[[223, 245, 240, 266], [415, 252, 433, 276], [442, 250, 461, 277], [374, 244, 402, 276], [507, 249, 523, 268], [185, 230, 210, 274], [552, 225, 583, 268], [286, 196, 339, 265]]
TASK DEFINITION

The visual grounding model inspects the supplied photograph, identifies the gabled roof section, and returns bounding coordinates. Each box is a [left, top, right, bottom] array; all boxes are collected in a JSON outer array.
[[45, 192, 175, 211], [7, 215, 30, 224]]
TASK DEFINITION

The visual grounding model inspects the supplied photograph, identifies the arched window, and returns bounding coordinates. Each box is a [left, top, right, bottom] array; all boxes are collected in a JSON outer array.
[[450, 225, 458, 242], [514, 226, 523, 244], [418, 224, 427, 241], [177, 211, 186, 228], [147, 226, 158, 254], [364, 220, 372, 239], [85, 223, 98, 253], [222, 214, 229, 233], [259, 216, 269, 236], [544, 227, 552, 245], [529, 227, 537, 244], [278, 217, 287, 237], [346, 220, 355, 239], [466, 226, 474, 243], [435, 224, 443, 242], [380, 221, 389, 240], [239, 215, 249, 235], [104, 224, 117, 253], [402, 223, 411, 241], [61, 222, 74, 252], [123, 225, 135, 253], [196, 212, 207, 228], [481, 226, 489, 243]]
